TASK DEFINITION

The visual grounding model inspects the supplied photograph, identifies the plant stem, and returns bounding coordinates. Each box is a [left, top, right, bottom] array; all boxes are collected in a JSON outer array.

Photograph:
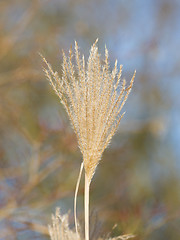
[[85, 173, 90, 240], [74, 162, 84, 239]]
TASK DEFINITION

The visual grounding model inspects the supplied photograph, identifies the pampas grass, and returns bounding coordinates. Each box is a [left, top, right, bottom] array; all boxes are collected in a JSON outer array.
[[42, 39, 135, 240], [49, 208, 135, 240]]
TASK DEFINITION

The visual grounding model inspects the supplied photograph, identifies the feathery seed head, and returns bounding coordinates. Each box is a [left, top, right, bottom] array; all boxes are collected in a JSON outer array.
[[42, 40, 135, 183]]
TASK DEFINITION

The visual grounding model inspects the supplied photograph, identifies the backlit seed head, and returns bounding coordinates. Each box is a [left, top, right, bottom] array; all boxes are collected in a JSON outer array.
[[42, 40, 135, 183]]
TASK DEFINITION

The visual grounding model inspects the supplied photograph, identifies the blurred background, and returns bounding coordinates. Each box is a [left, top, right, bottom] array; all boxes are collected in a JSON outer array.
[[0, 0, 180, 239]]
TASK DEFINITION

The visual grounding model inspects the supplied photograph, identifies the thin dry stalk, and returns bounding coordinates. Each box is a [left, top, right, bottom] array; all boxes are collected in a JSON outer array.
[[74, 162, 83, 239], [85, 173, 90, 240], [42, 39, 135, 240]]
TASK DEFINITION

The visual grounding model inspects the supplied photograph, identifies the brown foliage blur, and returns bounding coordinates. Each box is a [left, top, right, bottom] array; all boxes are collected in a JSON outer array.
[[0, 0, 180, 240]]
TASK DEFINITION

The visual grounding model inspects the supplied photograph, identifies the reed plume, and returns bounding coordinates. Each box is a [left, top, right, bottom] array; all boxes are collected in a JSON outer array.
[[42, 39, 135, 240], [48, 208, 135, 240], [48, 208, 78, 240]]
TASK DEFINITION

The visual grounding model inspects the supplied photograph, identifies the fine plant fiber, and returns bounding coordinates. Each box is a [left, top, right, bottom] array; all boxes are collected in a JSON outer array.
[[48, 208, 78, 240], [42, 39, 135, 240], [48, 208, 135, 240], [42, 39, 135, 183]]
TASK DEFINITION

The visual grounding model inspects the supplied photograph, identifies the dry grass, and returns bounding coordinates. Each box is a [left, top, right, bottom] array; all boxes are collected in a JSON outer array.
[[42, 40, 135, 240], [42, 39, 135, 183], [48, 208, 135, 240]]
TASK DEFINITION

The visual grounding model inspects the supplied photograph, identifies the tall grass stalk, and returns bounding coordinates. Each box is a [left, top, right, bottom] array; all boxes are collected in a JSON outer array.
[[42, 39, 135, 240], [74, 162, 83, 238], [85, 172, 90, 240]]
